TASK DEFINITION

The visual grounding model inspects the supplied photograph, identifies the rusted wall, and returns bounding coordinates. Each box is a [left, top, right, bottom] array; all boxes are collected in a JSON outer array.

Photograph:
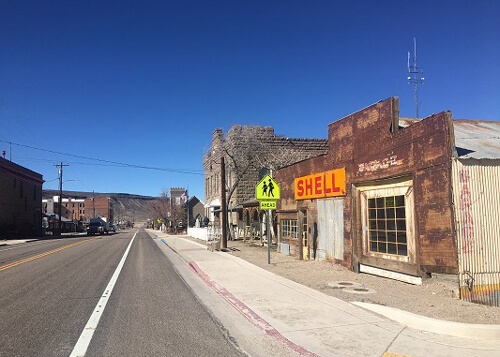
[[276, 97, 458, 274]]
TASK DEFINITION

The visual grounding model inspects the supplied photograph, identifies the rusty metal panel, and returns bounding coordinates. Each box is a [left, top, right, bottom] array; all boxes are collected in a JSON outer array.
[[317, 199, 344, 261], [452, 158, 500, 306]]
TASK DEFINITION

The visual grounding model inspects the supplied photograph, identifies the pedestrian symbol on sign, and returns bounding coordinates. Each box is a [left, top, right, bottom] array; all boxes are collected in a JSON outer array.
[[268, 179, 274, 197]]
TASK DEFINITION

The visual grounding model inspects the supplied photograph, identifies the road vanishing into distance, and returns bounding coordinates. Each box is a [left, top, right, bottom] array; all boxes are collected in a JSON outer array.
[[0, 229, 245, 357]]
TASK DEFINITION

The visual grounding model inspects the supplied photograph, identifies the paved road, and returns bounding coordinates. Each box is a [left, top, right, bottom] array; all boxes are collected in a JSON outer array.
[[0, 229, 245, 357]]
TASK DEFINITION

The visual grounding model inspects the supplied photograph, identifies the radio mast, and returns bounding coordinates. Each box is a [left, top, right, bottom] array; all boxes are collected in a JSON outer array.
[[407, 38, 425, 119]]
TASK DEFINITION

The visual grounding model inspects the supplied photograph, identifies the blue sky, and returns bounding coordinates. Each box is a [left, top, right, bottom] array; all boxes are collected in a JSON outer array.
[[1, 1, 499, 199]]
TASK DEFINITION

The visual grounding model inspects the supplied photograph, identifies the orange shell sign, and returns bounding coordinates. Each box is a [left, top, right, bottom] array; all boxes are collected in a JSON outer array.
[[294, 168, 346, 200]]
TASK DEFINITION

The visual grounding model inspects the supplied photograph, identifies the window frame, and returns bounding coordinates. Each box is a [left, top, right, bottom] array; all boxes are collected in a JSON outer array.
[[281, 219, 299, 240], [359, 180, 416, 264]]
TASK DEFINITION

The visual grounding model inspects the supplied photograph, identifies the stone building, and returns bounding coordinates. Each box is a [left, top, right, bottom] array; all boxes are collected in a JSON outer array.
[[0, 157, 43, 239], [203, 125, 329, 238], [186, 195, 205, 227]]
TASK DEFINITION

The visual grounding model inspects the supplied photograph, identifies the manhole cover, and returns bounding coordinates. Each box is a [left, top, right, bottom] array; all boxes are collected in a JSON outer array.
[[328, 281, 363, 289]]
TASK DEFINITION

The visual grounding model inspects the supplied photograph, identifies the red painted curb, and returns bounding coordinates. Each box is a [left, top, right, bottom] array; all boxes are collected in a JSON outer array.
[[188, 261, 324, 357]]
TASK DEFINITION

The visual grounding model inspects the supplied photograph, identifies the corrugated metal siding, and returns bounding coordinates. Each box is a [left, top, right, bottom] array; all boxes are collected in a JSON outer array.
[[317, 199, 344, 262], [452, 159, 500, 306]]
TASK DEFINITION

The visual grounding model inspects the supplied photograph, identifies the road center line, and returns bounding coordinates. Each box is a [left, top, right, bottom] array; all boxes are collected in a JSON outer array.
[[0, 238, 98, 272], [69, 230, 138, 357]]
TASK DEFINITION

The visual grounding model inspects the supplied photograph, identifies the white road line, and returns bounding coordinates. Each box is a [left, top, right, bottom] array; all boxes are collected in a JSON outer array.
[[69, 230, 139, 357]]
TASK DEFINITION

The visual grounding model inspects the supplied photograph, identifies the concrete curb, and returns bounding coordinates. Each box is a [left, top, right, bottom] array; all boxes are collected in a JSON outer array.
[[353, 301, 500, 340], [147, 230, 500, 341], [151, 232, 323, 357]]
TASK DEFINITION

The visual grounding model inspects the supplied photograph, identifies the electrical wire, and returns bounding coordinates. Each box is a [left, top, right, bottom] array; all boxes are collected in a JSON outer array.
[[1, 140, 204, 175]]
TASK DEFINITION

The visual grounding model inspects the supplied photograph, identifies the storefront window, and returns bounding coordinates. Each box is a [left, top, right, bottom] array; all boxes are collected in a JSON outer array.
[[282, 219, 298, 240], [368, 195, 407, 256]]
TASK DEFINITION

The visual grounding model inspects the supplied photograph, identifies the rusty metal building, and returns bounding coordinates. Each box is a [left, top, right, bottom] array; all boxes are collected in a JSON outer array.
[[275, 97, 500, 305]]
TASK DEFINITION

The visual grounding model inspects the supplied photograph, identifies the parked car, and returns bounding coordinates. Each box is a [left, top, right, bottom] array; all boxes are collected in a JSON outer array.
[[108, 224, 116, 232]]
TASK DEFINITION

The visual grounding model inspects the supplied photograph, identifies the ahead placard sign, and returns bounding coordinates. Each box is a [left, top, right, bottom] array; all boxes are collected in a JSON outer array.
[[259, 201, 276, 210]]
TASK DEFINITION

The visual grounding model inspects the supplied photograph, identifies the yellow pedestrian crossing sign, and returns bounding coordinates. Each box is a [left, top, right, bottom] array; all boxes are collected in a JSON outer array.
[[255, 175, 280, 200]]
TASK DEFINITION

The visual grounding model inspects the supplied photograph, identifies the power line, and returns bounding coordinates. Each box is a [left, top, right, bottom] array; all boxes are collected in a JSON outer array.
[[0, 140, 204, 175]]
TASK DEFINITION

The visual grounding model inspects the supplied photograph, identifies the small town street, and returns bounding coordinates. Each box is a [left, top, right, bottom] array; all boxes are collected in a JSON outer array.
[[3, 228, 500, 357], [0, 230, 245, 357]]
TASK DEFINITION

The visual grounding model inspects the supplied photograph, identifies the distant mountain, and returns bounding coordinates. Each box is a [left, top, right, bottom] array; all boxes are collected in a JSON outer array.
[[43, 190, 157, 223]]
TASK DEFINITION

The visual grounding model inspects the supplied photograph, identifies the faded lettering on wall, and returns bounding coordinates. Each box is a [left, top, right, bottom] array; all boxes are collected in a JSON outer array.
[[358, 155, 403, 173], [459, 170, 474, 254]]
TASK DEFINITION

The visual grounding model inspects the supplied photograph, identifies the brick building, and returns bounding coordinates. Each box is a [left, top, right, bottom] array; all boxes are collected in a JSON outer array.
[[0, 158, 43, 239], [275, 97, 500, 305], [203, 125, 329, 238], [170, 187, 186, 206], [43, 197, 85, 220], [83, 196, 113, 222]]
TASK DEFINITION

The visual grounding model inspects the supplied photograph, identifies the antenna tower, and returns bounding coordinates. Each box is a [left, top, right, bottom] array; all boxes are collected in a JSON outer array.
[[407, 37, 425, 119]]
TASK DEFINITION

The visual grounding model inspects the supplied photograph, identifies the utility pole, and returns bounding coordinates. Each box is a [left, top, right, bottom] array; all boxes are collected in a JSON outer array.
[[407, 37, 425, 119], [55, 162, 69, 235], [220, 156, 227, 249], [92, 190, 96, 218], [186, 188, 190, 232]]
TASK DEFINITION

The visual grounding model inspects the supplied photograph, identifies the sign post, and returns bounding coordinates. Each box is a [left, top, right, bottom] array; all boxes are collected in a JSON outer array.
[[255, 174, 280, 265]]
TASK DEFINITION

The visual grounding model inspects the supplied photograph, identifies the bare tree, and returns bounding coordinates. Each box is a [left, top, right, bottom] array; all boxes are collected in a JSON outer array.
[[149, 189, 187, 232], [218, 129, 308, 241]]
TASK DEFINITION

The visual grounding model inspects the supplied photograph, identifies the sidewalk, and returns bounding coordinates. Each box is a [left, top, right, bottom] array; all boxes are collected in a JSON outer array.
[[148, 230, 500, 357], [0, 232, 88, 246]]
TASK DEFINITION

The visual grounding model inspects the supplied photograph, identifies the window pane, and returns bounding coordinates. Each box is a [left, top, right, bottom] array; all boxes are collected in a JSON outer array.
[[397, 219, 406, 231], [370, 241, 377, 252], [395, 195, 405, 206], [387, 220, 396, 230], [388, 243, 397, 254], [368, 198, 376, 208], [369, 220, 377, 229], [376, 198, 385, 208], [398, 244, 408, 256], [386, 208, 395, 218], [388, 232, 397, 242], [377, 231, 387, 242], [378, 242, 387, 253], [396, 207, 406, 218], [397, 232, 407, 244], [377, 220, 386, 230], [386, 196, 395, 207], [370, 231, 378, 240], [369, 210, 376, 219], [377, 209, 385, 218]]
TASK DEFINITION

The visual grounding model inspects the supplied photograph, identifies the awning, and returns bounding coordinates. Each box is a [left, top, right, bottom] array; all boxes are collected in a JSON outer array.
[[204, 198, 221, 208]]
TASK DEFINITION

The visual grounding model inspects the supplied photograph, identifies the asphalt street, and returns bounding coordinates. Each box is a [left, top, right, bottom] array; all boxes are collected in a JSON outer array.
[[0, 229, 245, 357]]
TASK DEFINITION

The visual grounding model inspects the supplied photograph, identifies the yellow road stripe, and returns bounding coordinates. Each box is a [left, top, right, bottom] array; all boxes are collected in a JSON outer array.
[[0, 237, 98, 272]]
